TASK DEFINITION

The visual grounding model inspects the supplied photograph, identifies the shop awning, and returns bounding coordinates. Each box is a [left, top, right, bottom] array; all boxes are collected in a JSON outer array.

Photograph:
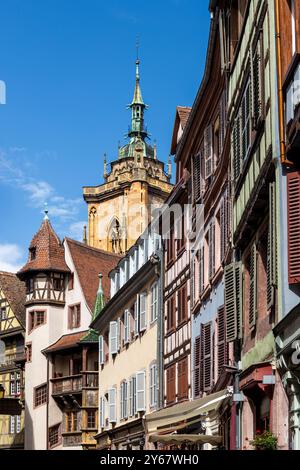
[[145, 389, 231, 434], [149, 434, 223, 446]]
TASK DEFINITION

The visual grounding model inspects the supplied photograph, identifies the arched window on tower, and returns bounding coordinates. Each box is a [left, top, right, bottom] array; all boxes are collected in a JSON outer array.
[[108, 218, 122, 254], [89, 207, 97, 247]]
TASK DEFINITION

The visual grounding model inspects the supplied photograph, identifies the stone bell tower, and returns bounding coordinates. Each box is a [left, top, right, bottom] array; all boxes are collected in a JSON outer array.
[[83, 56, 173, 254]]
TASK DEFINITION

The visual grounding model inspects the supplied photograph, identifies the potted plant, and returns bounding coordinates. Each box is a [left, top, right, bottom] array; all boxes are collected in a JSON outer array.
[[250, 431, 278, 451]]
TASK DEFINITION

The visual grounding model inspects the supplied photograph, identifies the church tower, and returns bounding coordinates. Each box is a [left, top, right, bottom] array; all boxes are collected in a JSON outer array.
[[83, 56, 173, 254]]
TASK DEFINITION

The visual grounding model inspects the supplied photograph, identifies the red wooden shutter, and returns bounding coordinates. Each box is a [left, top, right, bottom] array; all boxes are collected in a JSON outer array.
[[287, 171, 300, 284], [194, 336, 201, 398], [179, 357, 188, 400], [217, 306, 228, 376], [166, 365, 176, 404]]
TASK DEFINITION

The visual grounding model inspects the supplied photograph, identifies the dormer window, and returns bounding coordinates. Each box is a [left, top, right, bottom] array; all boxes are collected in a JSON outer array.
[[30, 247, 36, 261]]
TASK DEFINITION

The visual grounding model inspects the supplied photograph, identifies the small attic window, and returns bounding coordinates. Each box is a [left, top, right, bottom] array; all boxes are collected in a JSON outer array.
[[30, 247, 36, 261]]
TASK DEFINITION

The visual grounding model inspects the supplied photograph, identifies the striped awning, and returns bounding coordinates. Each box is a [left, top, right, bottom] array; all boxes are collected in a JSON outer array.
[[145, 389, 231, 435], [149, 434, 223, 446]]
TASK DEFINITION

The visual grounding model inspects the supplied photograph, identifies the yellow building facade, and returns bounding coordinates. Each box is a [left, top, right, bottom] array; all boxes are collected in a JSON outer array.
[[83, 58, 173, 254], [0, 272, 26, 449]]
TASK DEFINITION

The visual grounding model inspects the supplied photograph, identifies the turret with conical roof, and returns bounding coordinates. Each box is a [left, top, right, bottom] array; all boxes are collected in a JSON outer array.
[[18, 212, 69, 306]]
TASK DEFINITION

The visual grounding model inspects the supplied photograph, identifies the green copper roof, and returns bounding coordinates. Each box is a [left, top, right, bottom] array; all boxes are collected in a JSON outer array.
[[80, 274, 105, 344], [80, 328, 99, 344], [92, 273, 105, 321]]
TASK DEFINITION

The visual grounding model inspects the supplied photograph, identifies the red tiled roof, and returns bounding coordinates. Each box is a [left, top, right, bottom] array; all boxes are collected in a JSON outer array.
[[18, 219, 69, 276], [177, 106, 192, 130], [42, 331, 88, 354], [170, 106, 192, 155], [65, 238, 122, 312], [0, 272, 26, 328]]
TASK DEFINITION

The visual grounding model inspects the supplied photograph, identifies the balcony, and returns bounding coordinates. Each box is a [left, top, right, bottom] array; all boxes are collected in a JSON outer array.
[[51, 374, 82, 395], [0, 352, 25, 371], [82, 371, 98, 389]]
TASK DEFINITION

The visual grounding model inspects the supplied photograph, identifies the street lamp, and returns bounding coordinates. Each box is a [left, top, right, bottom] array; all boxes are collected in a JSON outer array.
[[0, 384, 5, 399]]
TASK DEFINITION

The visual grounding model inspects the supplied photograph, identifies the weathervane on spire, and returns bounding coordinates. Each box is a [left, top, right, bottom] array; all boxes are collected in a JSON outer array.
[[136, 35, 140, 80]]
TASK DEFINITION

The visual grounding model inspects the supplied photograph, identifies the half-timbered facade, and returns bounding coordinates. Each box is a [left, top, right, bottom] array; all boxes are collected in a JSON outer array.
[[91, 229, 162, 450], [17, 215, 120, 450], [0, 272, 26, 449], [219, 0, 288, 450], [273, 0, 300, 450]]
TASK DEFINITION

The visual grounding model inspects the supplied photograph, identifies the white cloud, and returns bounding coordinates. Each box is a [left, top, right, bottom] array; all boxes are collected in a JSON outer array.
[[0, 244, 24, 273], [68, 221, 87, 241], [22, 181, 54, 205], [0, 147, 84, 226]]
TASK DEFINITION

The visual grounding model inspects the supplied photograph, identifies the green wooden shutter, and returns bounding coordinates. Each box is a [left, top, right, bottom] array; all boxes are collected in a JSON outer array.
[[251, 40, 262, 128], [249, 244, 257, 329], [202, 322, 212, 392], [267, 182, 277, 309], [233, 116, 241, 182], [225, 262, 243, 342]]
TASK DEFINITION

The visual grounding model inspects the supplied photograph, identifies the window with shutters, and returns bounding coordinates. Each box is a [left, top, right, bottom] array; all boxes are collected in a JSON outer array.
[[129, 376, 137, 417], [150, 283, 158, 323], [149, 363, 158, 408], [219, 90, 227, 156], [124, 309, 131, 344], [193, 153, 202, 202], [208, 222, 215, 279], [134, 297, 140, 336], [224, 262, 243, 342], [139, 292, 147, 332], [120, 380, 128, 420], [177, 284, 188, 326], [198, 247, 205, 296], [204, 125, 213, 179], [217, 306, 228, 377], [177, 357, 189, 401], [136, 371, 146, 412], [99, 335, 104, 366], [287, 171, 300, 284], [109, 321, 118, 355], [241, 79, 251, 161], [194, 336, 201, 398], [68, 304, 81, 330], [267, 182, 277, 308], [167, 295, 175, 333], [249, 244, 258, 329], [251, 34, 264, 129], [213, 117, 220, 169], [220, 186, 231, 262], [99, 396, 105, 429], [166, 364, 176, 405], [202, 323, 212, 392], [108, 387, 117, 423]]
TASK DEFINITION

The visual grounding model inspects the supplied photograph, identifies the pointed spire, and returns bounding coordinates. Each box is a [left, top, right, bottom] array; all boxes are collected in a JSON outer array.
[[103, 153, 107, 178], [168, 154, 172, 179], [132, 57, 144, 106], [83, 225, 87, 244], [92, 273, 105, 321]]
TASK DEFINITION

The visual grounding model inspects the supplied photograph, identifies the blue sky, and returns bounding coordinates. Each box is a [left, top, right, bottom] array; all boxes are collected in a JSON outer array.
[[0, 0, 210, 272]]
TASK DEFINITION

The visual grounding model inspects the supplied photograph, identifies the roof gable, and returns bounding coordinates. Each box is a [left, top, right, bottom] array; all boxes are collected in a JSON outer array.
[[0, 272, 26, 328], [65, 238, 122, 312]]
